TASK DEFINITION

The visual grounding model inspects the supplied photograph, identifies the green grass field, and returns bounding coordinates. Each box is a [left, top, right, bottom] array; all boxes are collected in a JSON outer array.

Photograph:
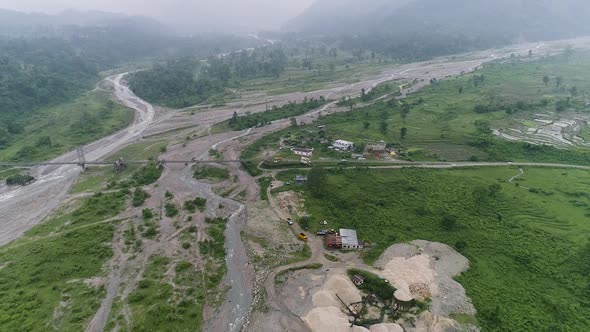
[[295, 167, 590, 331], [242, 52, 590, 165], [119, 256, 204, 331], [0, 91, 134, 162], [0, 190, 130, 331]]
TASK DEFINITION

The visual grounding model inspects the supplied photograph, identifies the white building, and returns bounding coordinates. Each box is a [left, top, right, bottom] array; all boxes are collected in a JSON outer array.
[[292, 148, 314, 157], [333, 140, 354, 151], [340, 229, 363, 250]]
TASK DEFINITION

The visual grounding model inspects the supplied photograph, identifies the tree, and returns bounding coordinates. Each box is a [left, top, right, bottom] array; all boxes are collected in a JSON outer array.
[[569, 86, 579, 98], [556, 76, 563, 88], [556, 99, 568, 112], [542, 75, 550, 87], [363, 121, 370, 130], [380, 121, 388, 134], [401, 103, 411, 120], [441, 214, 457, 231], [35, 136, 52, 148], [308, 167, 327, 198], [230, 111, 238, 125], [400, 127, 408, 139], [458, 86, 464, 94], [0, 127, 8, 146], [290, 117, 298, 128]]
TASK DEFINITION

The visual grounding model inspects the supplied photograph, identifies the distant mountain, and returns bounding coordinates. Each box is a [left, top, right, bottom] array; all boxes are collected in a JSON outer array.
[[286, 0, 590, 42], [0, 9, 167, 37]]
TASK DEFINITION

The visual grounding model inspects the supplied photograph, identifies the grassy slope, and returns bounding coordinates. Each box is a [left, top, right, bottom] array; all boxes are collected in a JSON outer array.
[[298, 167, 590, 331], [0, 191, 129, 331], [0, 91, 134, 162], [121, 256, 204, 332]]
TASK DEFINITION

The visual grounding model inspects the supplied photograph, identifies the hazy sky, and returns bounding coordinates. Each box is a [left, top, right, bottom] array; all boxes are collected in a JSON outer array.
[[0, 0, 315, 32]]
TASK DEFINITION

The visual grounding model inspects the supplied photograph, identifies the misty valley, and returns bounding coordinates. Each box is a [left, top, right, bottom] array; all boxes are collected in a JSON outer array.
[[1, 1, 590, 332]]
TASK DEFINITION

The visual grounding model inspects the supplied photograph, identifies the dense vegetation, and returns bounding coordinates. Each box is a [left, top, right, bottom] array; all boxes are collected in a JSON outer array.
[[122, 255, 204, 331], [300, 167, 590, 331], [0, 36, 136, 161], [0, 190, 129, 330], [226, 96, 329, 130], [193, 165, 230, 182], [128, 45, 288, 108], [5, 173, 35, 186]]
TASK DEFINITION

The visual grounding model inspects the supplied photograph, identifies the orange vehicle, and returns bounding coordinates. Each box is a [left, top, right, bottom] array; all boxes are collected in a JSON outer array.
[[298, 233, 308, 241]]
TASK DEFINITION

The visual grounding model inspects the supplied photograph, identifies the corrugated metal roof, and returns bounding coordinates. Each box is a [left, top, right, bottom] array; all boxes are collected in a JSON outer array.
[[340, 229, 359, 246]]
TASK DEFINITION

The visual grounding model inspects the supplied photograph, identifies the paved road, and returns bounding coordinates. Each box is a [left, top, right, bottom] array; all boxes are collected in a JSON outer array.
[[266, 160, 590, 172]]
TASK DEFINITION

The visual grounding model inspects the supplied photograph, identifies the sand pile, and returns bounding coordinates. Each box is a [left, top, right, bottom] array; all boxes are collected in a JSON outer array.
[[313, 274, 362, 306], [369, 323, 404, 332], [376, 240, 476, 316], [381, 254, 438, 301], [305, 273, 365, 332], [414, 312, 460, 332], [304, 307, 369, 332], [410, 283, 432, 300]]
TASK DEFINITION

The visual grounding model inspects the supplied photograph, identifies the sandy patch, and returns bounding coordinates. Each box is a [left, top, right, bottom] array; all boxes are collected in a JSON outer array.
[[370, 323, 404, 332], [376, 240, 476, 316], [381, 254, 438, 300], [304, 306, 369, 332]]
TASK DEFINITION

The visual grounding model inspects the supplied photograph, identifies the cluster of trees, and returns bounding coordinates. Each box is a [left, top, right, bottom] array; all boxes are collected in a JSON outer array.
[[129, 45, 289, 108], [360, 83, 395, 102], [5, 173, 35, 186], [208, 46, 288, 80], [228, 96, 328, 130], [128, 58, 224, 108], [0, 38, 100, 147]]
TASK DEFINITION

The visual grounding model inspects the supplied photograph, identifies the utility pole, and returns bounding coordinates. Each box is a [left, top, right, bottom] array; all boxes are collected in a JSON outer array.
[[76, 146, 86, 170]]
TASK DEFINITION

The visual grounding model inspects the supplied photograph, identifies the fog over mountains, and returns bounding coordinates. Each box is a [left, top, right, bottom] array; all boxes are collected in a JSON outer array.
[[287, 0, 590, 42]]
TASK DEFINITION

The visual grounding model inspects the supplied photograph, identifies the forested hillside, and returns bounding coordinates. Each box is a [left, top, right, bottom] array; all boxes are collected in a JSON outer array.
[[128, 46, 288, 108], [0, 39, 99, 147]]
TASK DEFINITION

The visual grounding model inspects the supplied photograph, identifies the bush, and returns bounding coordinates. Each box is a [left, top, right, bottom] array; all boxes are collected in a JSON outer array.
[[5, 174, 35, 186], [142, 208, 154, 220], [347, 269, 396, 301], [299, 216, 311, 229], [441, 214, 457, 231], [184, 197, 207, 213], [132, 188, 150, 207], [129, 162, 163, 186], [193, 166, 230, 181], [165, 203, 179, 218]]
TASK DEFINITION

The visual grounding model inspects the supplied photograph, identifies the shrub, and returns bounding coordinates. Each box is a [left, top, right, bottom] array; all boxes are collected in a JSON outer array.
[[132, 188, 150, 207], [142, 208, 154, 220], [5, 174, 35, 186], [165, 203, 179, 218], [184, 197, 207, 213]]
